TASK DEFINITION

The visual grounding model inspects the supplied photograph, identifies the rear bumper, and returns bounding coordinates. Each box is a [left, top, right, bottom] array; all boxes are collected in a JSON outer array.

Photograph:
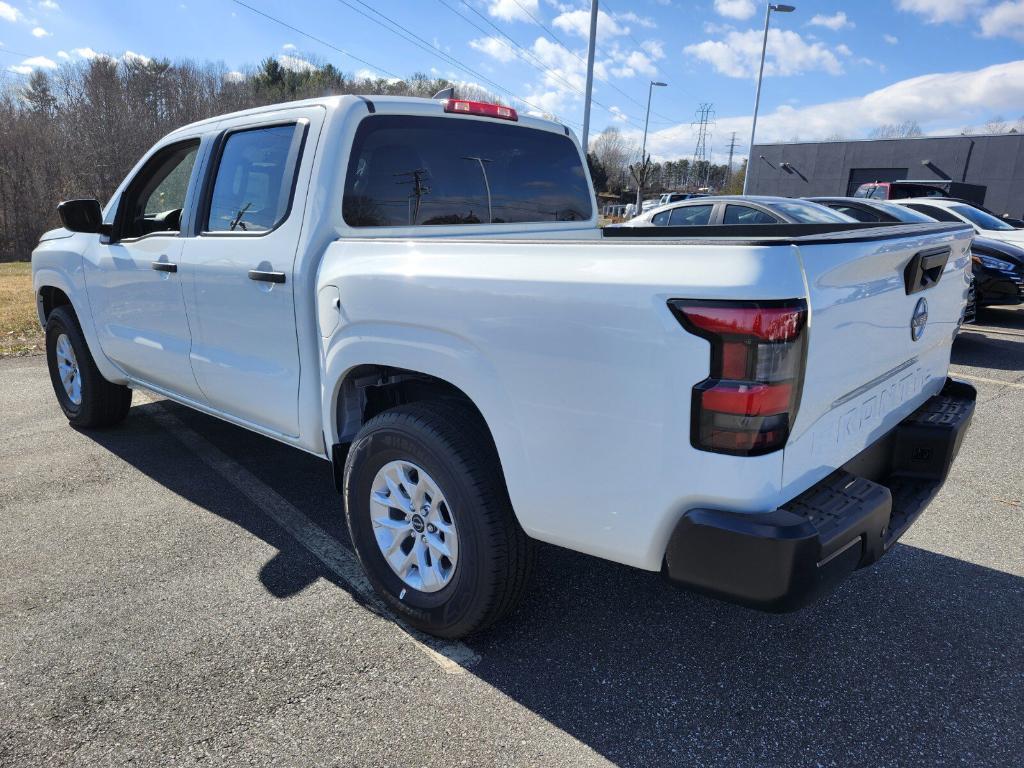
[[663, 378, 976, 612]]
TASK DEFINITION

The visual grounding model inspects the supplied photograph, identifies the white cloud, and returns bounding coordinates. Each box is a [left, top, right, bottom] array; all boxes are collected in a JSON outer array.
[[8, 54, 57, 74], [614, 11, 655, 29], [223, 70, 244, 83], [553, 9, 628, 38], [39, 0, 59, 9], [895, 0, 986, 24], [979, 1, 1024, 41], [353, 67, 400, 84], [713, 0, 755, 21], [835, 43, 852, 56], [122, 50, 151, 65], [488, 0, 537, 23], [883, 33, 899, 44], [610, 49, 658, 78], [643, 59, 1024, 159], [72, 47, 99, 59], [282, 42, 296, 51], [609, 105, 628, 123], [808, 11, 854, 30], [685, 28, 844, 78], [0, 1, 22, 22], [277, 54, 316, 73], [469, 35, 518, 63], [31, 26, 50, 37], [56, 49, 69, 59], [641, 39, 665, 60]]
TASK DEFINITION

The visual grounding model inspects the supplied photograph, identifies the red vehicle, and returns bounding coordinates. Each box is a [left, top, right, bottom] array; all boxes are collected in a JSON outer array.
[[853, 180, 986, 206]]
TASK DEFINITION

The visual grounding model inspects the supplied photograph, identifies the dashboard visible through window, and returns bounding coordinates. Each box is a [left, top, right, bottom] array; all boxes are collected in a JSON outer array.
[[117, 140, 199, 239]]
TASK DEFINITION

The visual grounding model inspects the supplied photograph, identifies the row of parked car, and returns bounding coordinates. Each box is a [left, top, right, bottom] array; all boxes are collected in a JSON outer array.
[[614, 194, 1024, 315]]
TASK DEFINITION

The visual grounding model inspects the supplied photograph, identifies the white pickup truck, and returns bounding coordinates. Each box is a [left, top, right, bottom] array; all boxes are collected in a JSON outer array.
[[33, 95, 977, 638]]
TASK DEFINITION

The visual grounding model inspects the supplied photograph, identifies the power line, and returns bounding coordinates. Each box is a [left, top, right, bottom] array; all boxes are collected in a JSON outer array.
[[332, 0, 579, 126], [589, 0, 689, 123], [508, 0, 682, 126], [231, 0, 402, 80], [0, 47, 42, 59], [435, 0, 647, 131]]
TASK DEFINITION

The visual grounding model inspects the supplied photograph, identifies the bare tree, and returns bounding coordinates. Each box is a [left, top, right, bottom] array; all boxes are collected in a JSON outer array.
[[590, 127, 638, 194], [984, 115, 1008, 134], [0, 56, 470, 261], [868, 120, 923, 139]]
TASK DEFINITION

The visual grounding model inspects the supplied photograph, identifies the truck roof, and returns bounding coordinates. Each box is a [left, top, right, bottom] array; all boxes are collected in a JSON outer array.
[[166, 94, 573, 139]]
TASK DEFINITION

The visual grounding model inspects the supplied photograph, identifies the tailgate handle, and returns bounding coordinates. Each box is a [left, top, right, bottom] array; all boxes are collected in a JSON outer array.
[[903, 247, 950, 295]]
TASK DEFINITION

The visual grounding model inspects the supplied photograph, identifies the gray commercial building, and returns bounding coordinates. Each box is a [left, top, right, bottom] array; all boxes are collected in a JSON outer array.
[[746, 133, 1024, 218]]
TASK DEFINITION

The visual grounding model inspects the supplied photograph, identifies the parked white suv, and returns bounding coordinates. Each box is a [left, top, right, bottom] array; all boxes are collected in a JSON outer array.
[[33, 95, 977, 637], [893, 198, 1024, 245]]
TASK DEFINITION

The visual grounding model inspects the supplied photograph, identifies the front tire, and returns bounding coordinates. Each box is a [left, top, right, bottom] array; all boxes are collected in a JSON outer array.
[[45, 306, 132, 428], [343, 401, 533, 638]]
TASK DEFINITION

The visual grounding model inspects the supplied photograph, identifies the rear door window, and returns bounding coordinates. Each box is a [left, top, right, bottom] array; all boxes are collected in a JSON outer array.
[[834, 205, 879, 222], [904, 204, 960, 222], [343, 115, 592, 226], [668, 204, 712, 226], [723, 205, 778, 225], [205, 124, 304, 233]]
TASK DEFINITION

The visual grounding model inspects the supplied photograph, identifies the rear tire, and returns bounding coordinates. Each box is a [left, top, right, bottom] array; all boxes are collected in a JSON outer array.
[[45, 306, 132, 428], [343, 401, 534, 638]]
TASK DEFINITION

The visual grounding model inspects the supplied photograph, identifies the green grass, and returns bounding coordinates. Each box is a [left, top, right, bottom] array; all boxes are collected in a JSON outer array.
[[0, 262, 43, 357]]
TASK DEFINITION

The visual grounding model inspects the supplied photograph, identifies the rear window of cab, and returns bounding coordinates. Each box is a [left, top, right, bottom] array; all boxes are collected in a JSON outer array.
[[342, 115, 592, 227]]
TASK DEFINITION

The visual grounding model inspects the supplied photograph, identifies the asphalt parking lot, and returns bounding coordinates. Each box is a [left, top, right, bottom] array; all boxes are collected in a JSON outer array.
[[2, 310, 1023, 768]]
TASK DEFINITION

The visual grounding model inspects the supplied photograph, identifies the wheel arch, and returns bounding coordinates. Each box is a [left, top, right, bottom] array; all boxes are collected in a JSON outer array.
[[37, 284, 73, 326], [321, 334, 526, 512], [33, 264, 126, 384]]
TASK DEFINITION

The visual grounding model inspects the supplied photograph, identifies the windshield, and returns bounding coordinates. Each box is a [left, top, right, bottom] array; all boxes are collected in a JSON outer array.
[[950, 204, 1015, 231], [771, 199, 854, 223], [874, 201, 935, 223]]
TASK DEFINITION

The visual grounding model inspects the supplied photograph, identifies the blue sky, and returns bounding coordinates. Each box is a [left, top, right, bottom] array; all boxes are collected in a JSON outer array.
[[2, 0, 1024, 160]]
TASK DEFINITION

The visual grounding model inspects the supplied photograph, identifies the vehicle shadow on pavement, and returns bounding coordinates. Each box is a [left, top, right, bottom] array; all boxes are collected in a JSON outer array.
[[471, 542, 1024, 767], [83, 398, 1024, 768], [954, 306, 1024, 371]]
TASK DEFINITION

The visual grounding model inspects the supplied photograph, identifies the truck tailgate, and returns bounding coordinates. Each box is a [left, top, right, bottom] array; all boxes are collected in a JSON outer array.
[[782, 223, 973, 492]]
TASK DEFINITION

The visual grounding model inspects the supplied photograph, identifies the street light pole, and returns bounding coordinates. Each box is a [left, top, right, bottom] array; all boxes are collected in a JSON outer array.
[[635, 80, 667, 212], [743, 3, 795, 194]]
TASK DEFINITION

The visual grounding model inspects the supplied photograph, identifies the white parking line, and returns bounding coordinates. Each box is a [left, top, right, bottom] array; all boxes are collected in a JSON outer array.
[[952, 372, 1024, 390], [140, 396, 480, 674]]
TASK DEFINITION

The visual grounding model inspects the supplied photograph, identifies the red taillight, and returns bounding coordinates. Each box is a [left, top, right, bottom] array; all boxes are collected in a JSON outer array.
[[443, 99, 518, 121], [669, 299, 808, 456]]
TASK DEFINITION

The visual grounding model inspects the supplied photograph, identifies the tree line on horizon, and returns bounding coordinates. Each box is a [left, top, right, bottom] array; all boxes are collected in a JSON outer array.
[[0, 55, 467, 261], [0, 54, 740, 261]]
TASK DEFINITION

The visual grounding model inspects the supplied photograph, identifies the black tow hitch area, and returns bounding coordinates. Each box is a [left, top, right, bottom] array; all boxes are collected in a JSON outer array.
[[664, 378, 977, 613]]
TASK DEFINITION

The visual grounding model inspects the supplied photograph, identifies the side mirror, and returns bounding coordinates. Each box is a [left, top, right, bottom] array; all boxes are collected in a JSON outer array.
[[58, 199, 104, 233]]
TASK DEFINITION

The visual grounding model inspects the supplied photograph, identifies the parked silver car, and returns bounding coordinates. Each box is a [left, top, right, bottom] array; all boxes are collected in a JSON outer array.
[[615, 195, 855, 228]]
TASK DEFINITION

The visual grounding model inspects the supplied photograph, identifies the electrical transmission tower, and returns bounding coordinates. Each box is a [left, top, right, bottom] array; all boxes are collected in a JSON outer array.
[[688, 103, 715, 191], [725, 131, 738, 189]]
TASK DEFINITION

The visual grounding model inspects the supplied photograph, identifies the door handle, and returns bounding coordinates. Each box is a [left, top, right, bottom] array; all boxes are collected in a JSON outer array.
[[151, 261, 177, 273], [248, 270, 286, 284]]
